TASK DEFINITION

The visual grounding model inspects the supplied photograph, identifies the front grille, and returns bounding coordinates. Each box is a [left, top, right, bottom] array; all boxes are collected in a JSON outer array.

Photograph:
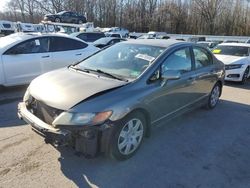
[[3, 23, 11, 28], [26, 96, 63, 125]]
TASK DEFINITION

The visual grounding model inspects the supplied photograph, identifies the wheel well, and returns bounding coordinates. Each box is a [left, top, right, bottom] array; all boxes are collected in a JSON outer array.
[[130, 108, 151, 137]]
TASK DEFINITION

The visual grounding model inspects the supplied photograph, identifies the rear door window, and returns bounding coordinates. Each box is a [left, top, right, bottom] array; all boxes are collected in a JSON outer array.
[[50, 37, 88, 52], [193, 47, 213, 69]]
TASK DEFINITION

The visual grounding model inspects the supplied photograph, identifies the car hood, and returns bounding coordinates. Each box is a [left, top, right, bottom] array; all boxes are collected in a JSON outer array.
[[214, 55, 246, 65], [29, 68, 127, 110]]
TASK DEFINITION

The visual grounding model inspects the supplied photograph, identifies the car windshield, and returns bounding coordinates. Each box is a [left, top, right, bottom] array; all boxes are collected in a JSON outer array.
[[212, 45, 249, 56], [76, 43, 165, 80]]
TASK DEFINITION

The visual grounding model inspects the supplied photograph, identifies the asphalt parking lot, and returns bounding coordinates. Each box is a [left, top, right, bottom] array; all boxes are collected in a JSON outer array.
[[0, 80, 250, 188]]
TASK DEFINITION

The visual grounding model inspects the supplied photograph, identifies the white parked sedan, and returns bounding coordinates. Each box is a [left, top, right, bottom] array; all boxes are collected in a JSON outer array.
[[212, 43, 250, 84], [0, 33, 99, 87]]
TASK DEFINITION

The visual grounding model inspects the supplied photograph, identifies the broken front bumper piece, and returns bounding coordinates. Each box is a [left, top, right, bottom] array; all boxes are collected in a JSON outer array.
[[17, 102, 101, 157]]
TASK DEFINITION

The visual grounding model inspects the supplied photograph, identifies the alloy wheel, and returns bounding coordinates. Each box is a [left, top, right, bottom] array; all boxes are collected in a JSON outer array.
[[242, 67, 249, 84], [117, 118, 144, 155], [55, 18, 60, 23], [210, 85, 220, 107]]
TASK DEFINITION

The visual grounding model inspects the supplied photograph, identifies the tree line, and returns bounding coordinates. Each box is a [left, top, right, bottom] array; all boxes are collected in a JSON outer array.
[[0, 0, 250, 36]]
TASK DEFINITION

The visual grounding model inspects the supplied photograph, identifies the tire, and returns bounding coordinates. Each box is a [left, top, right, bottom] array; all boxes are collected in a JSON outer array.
[[241, 66, 249, 85], [55, 18, 61, 23], [207, 83, 221, 109], [108, 112, 146, 160]]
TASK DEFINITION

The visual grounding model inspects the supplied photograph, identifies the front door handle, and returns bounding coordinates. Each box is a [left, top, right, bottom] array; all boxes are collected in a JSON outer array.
[[42, 55, 50, 58], [75, 53, 82, 56]]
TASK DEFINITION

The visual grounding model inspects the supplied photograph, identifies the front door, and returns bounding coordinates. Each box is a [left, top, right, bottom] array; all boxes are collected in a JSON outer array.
[[2, 38, 50, 86], [148, 47, 200, 123]]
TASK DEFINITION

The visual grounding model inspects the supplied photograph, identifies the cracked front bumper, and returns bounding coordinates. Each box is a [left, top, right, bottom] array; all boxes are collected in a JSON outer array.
[[17, 102, 111, 157]]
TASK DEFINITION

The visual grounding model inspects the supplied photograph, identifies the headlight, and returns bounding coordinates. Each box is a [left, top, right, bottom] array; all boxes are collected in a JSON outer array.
[[225, 64, 243, 70], [53, 111, 112, 126]]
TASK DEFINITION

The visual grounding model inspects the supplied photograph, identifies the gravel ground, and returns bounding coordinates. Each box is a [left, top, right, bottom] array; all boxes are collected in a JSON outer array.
[[0, 81, 250, 188]]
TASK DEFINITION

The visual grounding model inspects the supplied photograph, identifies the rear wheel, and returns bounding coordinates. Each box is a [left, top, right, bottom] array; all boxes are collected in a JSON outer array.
[[207, 83, 221, 109], [55, 18, 61, 23], [241, 66, 249, 85], [108, 112, 146, 160]]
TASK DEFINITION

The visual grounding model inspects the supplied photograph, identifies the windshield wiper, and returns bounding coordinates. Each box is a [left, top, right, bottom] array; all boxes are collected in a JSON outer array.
[[70, 66, 128, 82], [92, 69, 128, 82], [69, 65, 91, 73]]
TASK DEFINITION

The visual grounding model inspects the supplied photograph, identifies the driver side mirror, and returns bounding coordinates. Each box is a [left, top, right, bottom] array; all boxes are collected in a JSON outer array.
[[161, 70, 181, 81]]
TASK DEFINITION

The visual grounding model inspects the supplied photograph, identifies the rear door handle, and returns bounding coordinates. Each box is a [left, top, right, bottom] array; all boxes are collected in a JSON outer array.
[[75, 53, 82, 56], [42, 55, 50, 58]]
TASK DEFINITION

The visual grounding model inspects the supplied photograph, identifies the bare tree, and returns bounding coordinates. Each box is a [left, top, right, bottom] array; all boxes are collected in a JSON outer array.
[[1, 0, 250, 36]]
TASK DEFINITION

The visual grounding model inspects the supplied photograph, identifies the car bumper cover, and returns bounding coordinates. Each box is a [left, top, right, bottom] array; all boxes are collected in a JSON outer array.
[[18, 102, 112, 157]]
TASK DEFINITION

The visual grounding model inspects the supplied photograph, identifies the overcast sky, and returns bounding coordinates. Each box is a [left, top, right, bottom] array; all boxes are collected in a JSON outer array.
[[0, 0, 10, 11]]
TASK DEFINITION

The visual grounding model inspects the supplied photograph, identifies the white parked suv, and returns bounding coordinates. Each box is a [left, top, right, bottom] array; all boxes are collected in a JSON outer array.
[[0, 33, 99, 87], [105, 27, 129, 38]]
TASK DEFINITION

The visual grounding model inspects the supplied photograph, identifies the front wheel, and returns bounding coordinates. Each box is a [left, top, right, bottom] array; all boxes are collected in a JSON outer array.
[[241, 66, 249, 85], [207, 83, 221, 109], [108, 112, 146, 160]]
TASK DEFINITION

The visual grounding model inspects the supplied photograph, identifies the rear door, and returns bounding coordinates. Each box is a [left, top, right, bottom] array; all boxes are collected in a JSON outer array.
[[192, 46, 218, 97], [2, 37, 51, 86], [49, 36, 89, 70]]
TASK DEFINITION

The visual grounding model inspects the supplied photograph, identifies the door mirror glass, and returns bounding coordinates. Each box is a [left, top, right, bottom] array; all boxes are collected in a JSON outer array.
[[161, 70, 181, 81]]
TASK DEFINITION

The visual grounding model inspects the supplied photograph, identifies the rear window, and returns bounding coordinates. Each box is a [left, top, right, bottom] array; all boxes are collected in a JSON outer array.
[[77, 33, 105, 42]]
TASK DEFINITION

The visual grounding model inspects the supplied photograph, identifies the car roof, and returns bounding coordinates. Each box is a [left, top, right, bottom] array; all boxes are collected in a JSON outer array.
[[6, 32, 83, 40], [123, 39, 185, 48], [218, 43, 250, 47], [0, 32, 85, 52]]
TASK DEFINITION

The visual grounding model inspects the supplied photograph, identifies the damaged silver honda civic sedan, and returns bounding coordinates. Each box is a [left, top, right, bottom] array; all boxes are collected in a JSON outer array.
[[18, 39, 225, 160]]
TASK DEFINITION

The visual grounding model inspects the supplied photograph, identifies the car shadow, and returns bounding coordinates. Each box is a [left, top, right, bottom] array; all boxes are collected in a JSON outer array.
[[57, 99, 250, 188], [0, 85, 27, 128], [224, 79, 250, 90]]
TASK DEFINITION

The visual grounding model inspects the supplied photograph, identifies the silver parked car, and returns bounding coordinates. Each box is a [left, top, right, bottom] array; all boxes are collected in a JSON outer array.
[[18, 40, 225, 160]]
